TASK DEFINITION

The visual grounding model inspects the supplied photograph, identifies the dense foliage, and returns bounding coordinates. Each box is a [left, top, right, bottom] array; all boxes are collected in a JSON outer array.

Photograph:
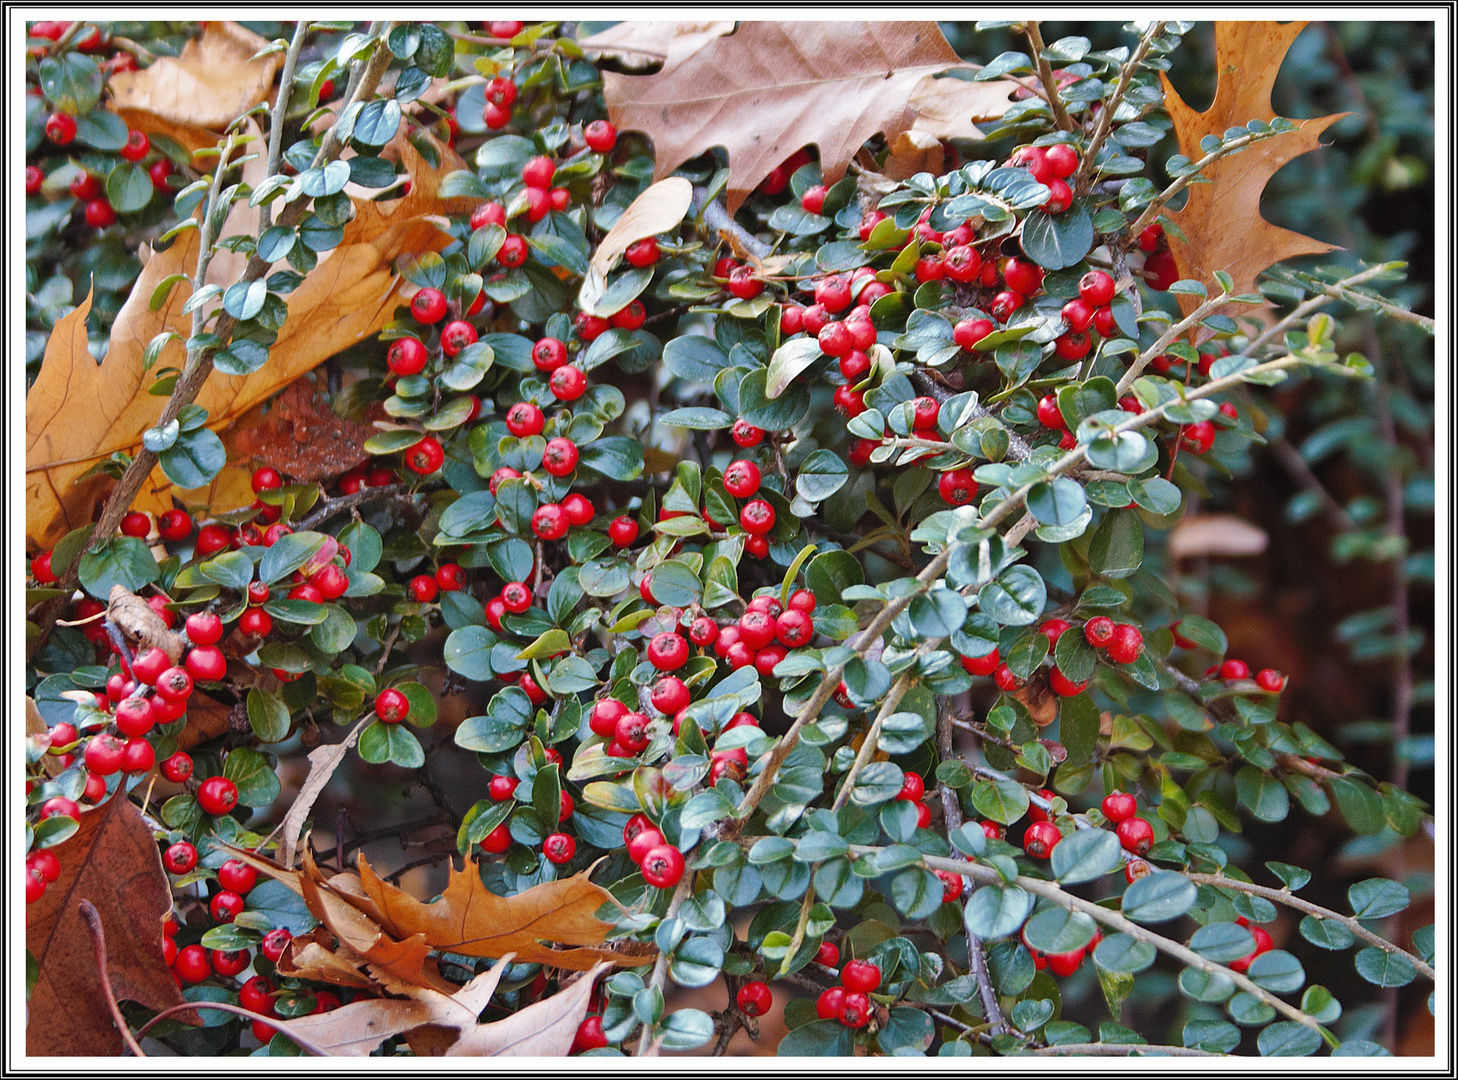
[[23, 18, 1436, 1059]]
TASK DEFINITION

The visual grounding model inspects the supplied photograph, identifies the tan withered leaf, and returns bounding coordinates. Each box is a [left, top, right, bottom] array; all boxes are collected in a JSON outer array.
[[1160, 22, 1345, 321], [356, 853, 647, 970], [107, 584, 189, 662], [445, 962, 606, 1056], [603, 21, 972, 212], [27, 793, 192, 1056], [107, 22, 283, 131], [25, 134, 468, 550], [228, 379, 374, 483], [905, 72, 1021, 142], [580, 20, 733, 69], [278, 718, 370, 869], [1168, 513, 1269, 560], [579, 177, 693, 315]]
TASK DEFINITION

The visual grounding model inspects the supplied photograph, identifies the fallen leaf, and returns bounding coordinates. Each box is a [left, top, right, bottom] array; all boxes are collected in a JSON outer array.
[[1013, 678, 1059, 729], [603, 22, 975, 212], [107, 22, 283, 131], [1159, 22, 1345, 326], [445, 962, 606, 1056], [1167, 513, 1269, 560], [278, 718, 370, 869], [107, 584, 188, 662], [881, 128, 946, 182], [580, 20, 733, 69], [27, 793, 192, 1056], [356, 853, 647, 971], [174, 691, 234, 752], [579, 177, 694, 314], [277, 933, 378, 991], [111, 105, 219, 157], [905, 71, 1020, 142], [228, 379, 375, 483], [25, 133, 469, 550]]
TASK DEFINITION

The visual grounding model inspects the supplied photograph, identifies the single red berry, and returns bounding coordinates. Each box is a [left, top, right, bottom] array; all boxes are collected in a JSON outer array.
[[911, 396, 940, 431], [30, 550, 57, 584], [1181, 420, 1216, 455], [745, 535, 770, 559], [1256, 668, 1287, 693], [375, 687, 411, 724], [1102, 790, 1138, 823], [739, 499, 775, 536], [571, 1014, 610, 1054], [624, 237, 660, 268], [728, 266, 763, 299], [407, 575, 438, 604], [542, 437, 579, 477], [640, 844, 685, 888], [70, 171, 102, 201], [26, 164, 44, 196], [549, 364, 587, 401], [542, 832, 576, 864], [154, 666, 194, 702], [816, 986, 846, 1020], [239, 975, 276, 1014], [737, 980, 772, 1017], [482, 822, 512, 853], [210, 948, 250, 977], [438, 320, 477, 359], [485, 76, 517, 108], [897, 772, 925, 802], [936, 869, 964, 903], [1229, 925, 1276, 974], [185, 645, 227, 681], [1106, 624, 1144, 665], [27, 850, 61, 884], [731, 419, 765, 447], [647, 632, 689, 672], [1079, 269, 1115, 306], [119, 128, 150, 162], [1093, 305, 1117, 337], [1084, 616, 1116, 648], [961, 648, 1000, 677], [606, 516, 639, 548], [497, 233, 528, 266], [197, 776, 239, 817], [149, 158, 173, 190], [531, 503, 569, 540], [163, 841, 198, 874], [160, 751, 194, 784], [45, 111, 77, 145], [154, 508, 192, 542], [723, 459, 762, 499], [84, 733, 127, 776], [174, 944, 211, 984], [840, 959, 881, 993], [1048, 667, 1087, 697], [611, 299, 646, 330], [1024, 820, 1062, 859], [1037, 394, 1067, 430], [40, 797, 81, 822], [84, 199, 117, 228], [405, 435, 445, 475], [815, 941, 840, 968], [411, 287, 447, 324], [937, 468, 979, 506], [650, 677, 691, 716], [521, 155, 555, 189], [1116, 816, 1155, 855], [1220, 659, 1252, 681], [584, 119, 617, 152]]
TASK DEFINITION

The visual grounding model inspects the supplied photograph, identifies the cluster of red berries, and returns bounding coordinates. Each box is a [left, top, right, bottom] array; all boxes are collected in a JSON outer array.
[[30, 90, 173, 221], [814, 958, 881, 1029], [475, 747, 573, 856], [620, 813, 685, 888], [1022, 921, 1103, 978], [958, 614, 1145, 700]]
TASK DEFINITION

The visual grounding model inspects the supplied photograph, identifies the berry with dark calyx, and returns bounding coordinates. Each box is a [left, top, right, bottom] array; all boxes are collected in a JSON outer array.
[[410, 287, 447, 324], [211, 948, 250, 977], [650, 676, 691, 715], [775, 608, 814, 648], [239, 975, 276, 1014], [1079, 269, 1115, 306], [840, 959, 881, 993], [26, 165, 44, 195], [640, 844, 685, 888], [1116, 816, 1155, 855], [647, 632, 689, 672], [624, 237, 659, 268], [1256, 668, 1287, 693], [27, 850, 61, 884], [911, 396, 940, 430], [374, 688, 411, 724], [485, 76, 517, 107], [738, 609, 776, 650], [1181, 420, 1216, 455], [405, 435, 445, 474], [739, 499, 775, 535], [1010, 144, 1052, 182], [46, 111, 77, 145], [441, 320, 478, 358], [505, 400, 545, 437], [1106, 623, 1144, 665], [1023, 820, 1062, 859], [990, 290, 1024, 323], [1061, 297, 1095, 333], [936, 869, 964, 903], [119, 128, 150, 162], [731, 419, 765, 447], [158, 509, 194, 542], [1084, 616, 1116, 648], [197, 776, 239, 817], [982, 820, 1006, 840], [611, 299, 646, 330], [531, 503, 569, 541], [163, 841, 198, 874], [937, 468, 978, 506], [542, 832, 576, 864], [497, 234, 527, 266], [160, 752, 194, 783], [1041, 177, 1073, 214], [114, 698, 155, 738], [84, 733, 127, 776], [737, 981, 772, 1018], [542, 437, 579, 477], [549, 364, 587, 401], [155, 666, 194, 702], [723, 459, 762, 499], [174, 945, 211, 983], [584, 119, 617, 152], [689, 617, 719, 648]]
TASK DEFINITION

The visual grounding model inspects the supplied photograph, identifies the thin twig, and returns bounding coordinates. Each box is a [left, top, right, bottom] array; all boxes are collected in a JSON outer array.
[[259, 21, 309, 235], [1127, 129, 1286, 241], [133, 1001, 328, 1055], [1073, 21, 1165, 195], [1244, 264, 1390, 357], [297, 484, 408, 531], [1021, 22, 1076, 132], [79, 900, 148, 1057]]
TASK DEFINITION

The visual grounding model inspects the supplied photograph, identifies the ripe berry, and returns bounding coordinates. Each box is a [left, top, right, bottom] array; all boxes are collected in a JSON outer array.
[[498, 234, 528, 266], [85, 199, 117, 228], [27, 850, 60, 884], [1116, 816, 1155, 855], [624, 238, 659, 268], [485, 76, 517, 108], [155, 666, 194, 702], [522, 155, 555, 189], [549, 364, 586, 401], [739, 499, 775, 535], [989, 290, 1024, 323], [1181, 420, 1216, 455], [611, 299, 646, 330], [1010, 145, 1053, 182], [542, 437, 579, 476], [737, 981, 772, 1017], [840, 959, 881, 993], [122, 737, 155, 774], [606, 516, 639, 548], [1106, 624, 1144, 665], [936, 869, 964, 903], [531, 503, 569, 540], [30, 550, 57, 583], [40, 797, 81, 822], [174, 944, 211, 983], [132, 646, 170, 685], [375, 688, 411, 724], [943, 244, 983, 283], [1102, 790, 1137, 824], [650, 677, 691, 716], [1061, 297, 1095, 334], [1048, 667, 1087, 697], [45, 111, 77, 145], [405, 435, 445, 474], [1256, 668, 1287, 693], [197, 776, 239, 817], [149, 158, 173, 190], [561, 493, 595, 527], [119, 128, 150, 162], [728, 267, 763, 299], [647, 632, 689, 672], [961, 647, 1000, 677], [186, 645, 227, 681], [745, 535, 770, 559], [441, 320, 478, 358], [722, 459, 762, 499], [210, 948, 250, 977], [816, 986, 846, 1020], [1228, 924, 1276, 974], [542, 832, 576, 864], [26, 165, 44, 196], [163, 841, 198, 874], [239, 975, 276, 1014], [1079, 270, 1115, 307], [1023, 821, 1062, 859], [160, 752, 194, 783], [85, 733, 127, 776], [937, 468, 979, 506], [731, 419, 765, 447], [410, 287, 447, 324], [1041, 177, 1073, 214], [1044, 143, 1080, 178], [70, 171, 101, 201], [774, 609, 814, 649], [504, 400, 546, 438], [897, 772, 925, 802], [584, 119, 617, 152], [482, 822, 512, 853], [640, 844, 685, 888], [815, 941, 840, 968], [1002, 257, 1043, 297], [1220, 659, 1251, 680]]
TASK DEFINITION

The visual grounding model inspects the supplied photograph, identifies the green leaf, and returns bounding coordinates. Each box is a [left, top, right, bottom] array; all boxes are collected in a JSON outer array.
[[778, 1017, 854, 1056], [1236, 766, 1291, 822], [246, 689, 291, 743], [580, 437, 643, 481], [1348, 878, 1409, 919], [971, 777, 1030, 825], [660, 407, 732, 430], [963, 885, 1033, 939], [738, 367, 809, 431], [1354, 947, 1415, 987], [224, 747, 282, 807], [444, 626, 496, 681], [258, 531, 328, 585], [765, 337, 823, 398], [1050, 829, 1121, 884], [805, 550, 863, 605], [1093, 933, 1157, 974], [1330, 778, 1385, 835], [358, 721, 425, 767], [1120, 870, 1196, 923], [662, 334, 727, 382], [158, 427, 227, 489], [1086, 509, 1144, 579], [74, 108, 128, 151], [979, 565, 1046, 625], [1020, 203, 1094, 269], [105, 161, 154, 213], [78, 537, 158, 598], [1189, 921, 1256, 962], [1022, 906, 1097, 954], [1183, 1019, 1241, 1053], [795, 450, 850, 502], [1257, 1021, 1323, 1057]]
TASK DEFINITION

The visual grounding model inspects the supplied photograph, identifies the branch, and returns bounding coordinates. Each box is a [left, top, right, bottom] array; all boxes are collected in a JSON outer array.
[[1073, 21, 1165, 195], [1027, 1043, 1222, 1057], [1114, 287, 1241, 395], [79, 900, 148, 1057], [1127, 128, 1290, 240], [1021, 22, 1076, 132], [695, 187, 772, 260], [635, 874, 695, 1057], [297, 483, 408, 531], [1245, 264, 1392, 357], [133, 1001, 328, 1054], [1184, 873, 1434, 981], [259, 20, 310, 235]]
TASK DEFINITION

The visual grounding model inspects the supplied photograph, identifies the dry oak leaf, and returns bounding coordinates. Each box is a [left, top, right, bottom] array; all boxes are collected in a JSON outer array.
[[603, 21, 974, 213], [580, 20, 734, 70], [278, 717, 370, 870], [445, 961, 607, 1056], [227, 378, 375, 483], [25, 135, 467, 550], [1168, 513, 1269, 560], [26, 793, 193, 1056], [579, 176, 694, 315], [107, 21, 283, 131], [356, 852, 649, 971], [1160, 22, 1345, 325]]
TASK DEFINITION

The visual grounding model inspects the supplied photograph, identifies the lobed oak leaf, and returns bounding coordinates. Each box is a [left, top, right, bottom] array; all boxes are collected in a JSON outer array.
[[444, 961, 606, 1056], [1159, 22, 1346, 328], [26, 793, 193, 1056], [604, 21, 986, 213], [107, 22, 283, 131], [580, 20, 733, 70], [356, 853, 649, 971], [227, 379, 375, 484]]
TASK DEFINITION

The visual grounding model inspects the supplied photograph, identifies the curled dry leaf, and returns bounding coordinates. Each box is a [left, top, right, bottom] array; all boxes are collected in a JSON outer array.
[[579, 20, 733, 70], [578, 177, 694, 315], [445, 961, 607, 1057], [356, 853, 648, 971], [904, 71, 1020, 143], [106, 584, 189, 662], [603, 21, 976, 212], [1012, 677, 1060, 729], [1167, 513, 1269, 560], [26, 792, 193, 1056], [25, 134, 469, 550], [1159, 22, 1346, 329], [107, 21, 283, 131], [278, 717, 371, 869]]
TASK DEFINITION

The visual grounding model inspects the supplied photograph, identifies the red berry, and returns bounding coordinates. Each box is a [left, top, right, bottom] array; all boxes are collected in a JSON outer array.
[[607, 516, 639, 548], [531, 503, 569, 541], [239, 975, 276, 1014], [739, 499, 775, 535], [410, 288, 447, 324], [1024, 821, 1062, 859], [731, 419, 765, 447], [1048, 667, 1087, 697], [27, 850, 61, 884], [1044, 143, 1079, 178], [441, 320, 478, 359], [549, 365, 586, 401], [816, 986, 846, 1020], [542, 437, 579, 477], [84, 199, 117, 228], [650, 677, 690, 715], [840, 959, 881, 993], [1144, 249, 1179, 290], [210, 948, 250, 977], [30, 550, 57, 583], [522, 155, 555, 189], [1229, 925, 1275, 974], [46, 111, 77, 145], [961, 648, 1000, 677], [84, 733, 127, 776], [728, 266, 763, 299], [1083, 617, 1115, 648], [1106, 624, 1144, 665], [26, 165, 44, 196], [640, 844, 685, 888], [240, 607, 273, 637], [1079, 270, 1115, 307], [624, 237, 660, 268], [174, 945, 211, 984], [1102, 790, 1138, 823], [160, 751, 194, 783], [497, 234, 528, 266], [163, 841, 198, 874], [1116, 816, 1154, 855], [722, 459, 762, 499], [737, 980, 772, 1017], [1003, 257, 1043, 297], [119, 129, 150, 162], [1220, 659, 1251, 681], [405, 435, 445, 475], [936, 468, 979, 506], [897, 772, 925, 802], [197, 776, 239, 817], [1037, 394, 1067, 430], [485, 76, 517, 108], [1256, 668, 1287, 693], [542, 832, 576, 864], [375, 688, 411, 724], [584, 119, 617, 152], [943, 244, 983, 283], [482, 823, 512, 853], [40, 797, 81, 822], [647, 632, 689, 672], [149, 158, 173, 190], [936, 869, 964, 903]]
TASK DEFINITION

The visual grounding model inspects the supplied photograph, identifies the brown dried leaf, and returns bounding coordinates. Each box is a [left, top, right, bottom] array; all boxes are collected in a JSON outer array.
[[579, 177, 694, 314], [106, 584, 188, 662], [1014, 678, 1059, 729], [228, 379, 374, 483], [1160, 22, 1346, 325], [107, 22, 283, 130], [277, 933, 378, 991], [445, 962, 606, 1056], [25, 134, 468, 549], [1167, 513, 1269, 560], [904, 72, 1020, 143], [356, 853, 647, 971], [580, 20, 733, 69], [603, 21, 972, 212], [278, 718, 370, 869], [26, 793, 192, 1055]]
